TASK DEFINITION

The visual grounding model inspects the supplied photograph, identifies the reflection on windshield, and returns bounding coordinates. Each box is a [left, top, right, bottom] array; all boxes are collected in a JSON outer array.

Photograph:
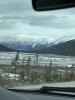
[[0, 52, 75, 88], [0, 0, 75, 89]]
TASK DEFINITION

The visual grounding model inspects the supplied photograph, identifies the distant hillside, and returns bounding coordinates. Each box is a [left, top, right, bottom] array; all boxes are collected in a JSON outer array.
[[0, 44, 13, 52], [1, 40, 51, 52], [38, 39, 75, 56], [1, 36, 75, 56]]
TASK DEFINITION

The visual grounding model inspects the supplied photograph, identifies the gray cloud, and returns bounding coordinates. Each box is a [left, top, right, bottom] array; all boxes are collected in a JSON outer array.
[[0, 0, 74, 30], [0, 0, 31, 15], [0, 12, 75, 31], [25, 10, 75, 29], [0, 0, 74, 40], [0, 21, 15, 30]]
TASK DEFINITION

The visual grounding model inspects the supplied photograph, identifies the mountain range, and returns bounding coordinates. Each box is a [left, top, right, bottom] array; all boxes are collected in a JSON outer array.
[[0, 36, 75, 56], [37, 39, 75, 56], [0, 36, 53, 52]]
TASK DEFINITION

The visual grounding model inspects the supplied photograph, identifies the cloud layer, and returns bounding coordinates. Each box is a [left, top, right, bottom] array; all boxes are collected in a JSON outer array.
[[0, 0, 75, 41]]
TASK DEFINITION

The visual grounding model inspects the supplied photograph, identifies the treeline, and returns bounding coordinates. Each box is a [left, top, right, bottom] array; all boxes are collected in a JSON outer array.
[[0, 63, 75, 88]]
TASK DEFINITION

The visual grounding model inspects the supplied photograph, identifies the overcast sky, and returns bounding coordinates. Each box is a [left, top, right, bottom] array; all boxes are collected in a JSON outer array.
[[0, 0, 75, 42]]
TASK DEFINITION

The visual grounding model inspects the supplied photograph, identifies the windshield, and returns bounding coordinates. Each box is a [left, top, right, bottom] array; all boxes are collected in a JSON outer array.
[[0, 0, 75, 89]]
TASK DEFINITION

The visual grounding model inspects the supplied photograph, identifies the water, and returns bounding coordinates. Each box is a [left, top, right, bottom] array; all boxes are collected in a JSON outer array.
[[0, 52, 75, 66]]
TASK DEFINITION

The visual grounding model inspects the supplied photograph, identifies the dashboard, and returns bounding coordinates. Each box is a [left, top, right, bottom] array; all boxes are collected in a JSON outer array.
[[0, 88, 75, 100]]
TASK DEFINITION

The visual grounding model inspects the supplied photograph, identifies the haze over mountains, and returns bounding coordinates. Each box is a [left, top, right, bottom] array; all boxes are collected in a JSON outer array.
[[0, 35, 75, 56]]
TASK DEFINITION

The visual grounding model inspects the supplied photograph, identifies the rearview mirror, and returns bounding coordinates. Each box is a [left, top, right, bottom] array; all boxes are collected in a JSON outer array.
[[32, 0, 75, 11]]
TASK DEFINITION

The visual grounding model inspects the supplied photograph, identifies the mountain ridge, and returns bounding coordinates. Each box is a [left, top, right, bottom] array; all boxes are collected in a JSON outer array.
[[1, 36, 75, 56], [38, 39, 75, 56]]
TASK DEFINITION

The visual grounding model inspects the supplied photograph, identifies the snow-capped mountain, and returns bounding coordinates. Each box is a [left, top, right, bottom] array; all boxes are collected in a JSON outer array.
[[1, 34, 75, 56], [0, 36, 54, 52], [38, 39, 75, 56], [54, 34, 75, 44]]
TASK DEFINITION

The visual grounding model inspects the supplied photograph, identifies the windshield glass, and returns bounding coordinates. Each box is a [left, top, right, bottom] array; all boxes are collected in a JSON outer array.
[[0, 0, 75, 89]]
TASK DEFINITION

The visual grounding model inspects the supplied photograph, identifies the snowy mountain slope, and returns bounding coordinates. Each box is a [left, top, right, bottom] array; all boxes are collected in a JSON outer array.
[[0, 36, 54, 52], [38, 39, 75, 56], [1, 34, 75, 56]]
